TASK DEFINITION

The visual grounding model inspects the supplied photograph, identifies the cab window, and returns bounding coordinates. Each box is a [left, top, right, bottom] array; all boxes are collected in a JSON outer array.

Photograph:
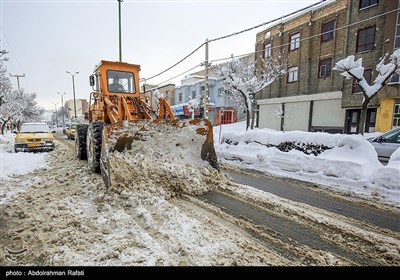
[[107, 70, 135, 93]]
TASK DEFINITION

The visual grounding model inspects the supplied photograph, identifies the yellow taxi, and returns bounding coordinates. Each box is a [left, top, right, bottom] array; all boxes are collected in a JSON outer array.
[[65, 122, 78, 140], [14, 123, 55, 153]]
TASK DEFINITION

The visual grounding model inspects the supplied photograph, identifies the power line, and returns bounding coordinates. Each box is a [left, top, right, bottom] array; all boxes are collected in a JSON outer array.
[[144, 64, 202, 91], [144, 44, 205, 81], [0, 27, 25, 74], [210, 7, 400, 64], [144, 0, 328, 81], [142, 0, 395, 84], [208, 0, 328, 43]]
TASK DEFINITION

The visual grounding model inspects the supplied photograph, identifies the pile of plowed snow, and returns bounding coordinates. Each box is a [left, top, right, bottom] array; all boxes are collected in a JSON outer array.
[[106, 120, 224, 199]]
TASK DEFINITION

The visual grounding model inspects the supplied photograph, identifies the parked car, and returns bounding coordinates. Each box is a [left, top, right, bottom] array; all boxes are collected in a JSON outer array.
[[14, 123, 55, 153], [368, 127, 400, 164], [65, 122, 78, 140]]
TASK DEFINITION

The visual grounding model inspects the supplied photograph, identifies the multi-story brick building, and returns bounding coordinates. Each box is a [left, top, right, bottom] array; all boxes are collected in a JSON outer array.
[[255, 0, 399, 134]]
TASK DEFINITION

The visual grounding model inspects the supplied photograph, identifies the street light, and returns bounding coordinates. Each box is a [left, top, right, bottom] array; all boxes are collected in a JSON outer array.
[[66, 71, 79, 120], [57, 92, 66, 125], [52, 102, 58, 128]]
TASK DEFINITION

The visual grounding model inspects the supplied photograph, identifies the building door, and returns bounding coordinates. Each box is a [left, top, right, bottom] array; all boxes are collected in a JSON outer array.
[[365, 108, 377, 133], [346, 109, 360, 134], [220, 110, 233, 124], [346, 108, 376, 134]]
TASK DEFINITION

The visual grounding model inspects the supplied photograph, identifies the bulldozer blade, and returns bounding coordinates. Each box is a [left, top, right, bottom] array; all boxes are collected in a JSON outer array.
[[100, 119, 219, 191]]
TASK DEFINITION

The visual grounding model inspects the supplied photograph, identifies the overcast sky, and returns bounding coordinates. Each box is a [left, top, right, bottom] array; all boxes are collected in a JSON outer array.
[[2, 0, 319, 110]]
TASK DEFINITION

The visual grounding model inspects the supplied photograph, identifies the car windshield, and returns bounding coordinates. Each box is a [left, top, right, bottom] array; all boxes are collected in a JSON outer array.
[[20, 124, 50, 133], [381, 128, 400, 142]]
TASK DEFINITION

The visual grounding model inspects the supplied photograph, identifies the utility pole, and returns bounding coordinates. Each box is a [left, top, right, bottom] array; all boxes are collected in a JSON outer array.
[[203, 39, 209, 119], [118, 0, 123, 62], [53, 103, 58, 128], [58, 92, 66, 125], [9, 73, 25, 90]]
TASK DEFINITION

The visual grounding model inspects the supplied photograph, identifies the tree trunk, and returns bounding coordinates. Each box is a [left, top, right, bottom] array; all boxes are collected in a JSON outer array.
[[358, 96, 371, 135], [1, 122, 6, 135], [250, 99, 257, 130], [246, 109, 250, 131]]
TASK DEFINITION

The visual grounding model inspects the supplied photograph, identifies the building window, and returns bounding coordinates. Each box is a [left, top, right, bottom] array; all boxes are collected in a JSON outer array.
[[289, 33, 300, 51], [191, 91, 196, 99], [321, 20, 335, 42], [288, 66, 298, 82], [353, 69, 372, 93], [359, 0, 378, 10], [264, 43, 272, 58], [394, 102, 400, 127], [319, 58, 332, 78], [178, 92, 182, 102], [356, 26, 375, 53]]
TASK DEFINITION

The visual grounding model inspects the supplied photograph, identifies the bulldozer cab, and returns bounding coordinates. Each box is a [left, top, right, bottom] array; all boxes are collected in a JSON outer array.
[[90, 60, 141, 97], [107, 70, 135, 93]]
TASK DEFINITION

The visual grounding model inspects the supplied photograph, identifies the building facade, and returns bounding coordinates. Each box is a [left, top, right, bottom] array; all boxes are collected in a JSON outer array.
[[66, 99, 88, 119], [143, 83, 176, 110], [255, 0, 399, 133], [173, 73, 247, 125]]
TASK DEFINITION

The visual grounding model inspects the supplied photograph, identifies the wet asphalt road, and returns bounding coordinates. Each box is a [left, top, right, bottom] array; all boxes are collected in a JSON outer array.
[[220, 168, 400, 233]]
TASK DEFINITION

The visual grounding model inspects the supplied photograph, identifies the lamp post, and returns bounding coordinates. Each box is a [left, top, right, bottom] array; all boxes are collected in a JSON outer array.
[[118, 0, 123, 62], [52, 102, 58, 128], [57, 92, 66, 125], [66, 71, 79, 120]]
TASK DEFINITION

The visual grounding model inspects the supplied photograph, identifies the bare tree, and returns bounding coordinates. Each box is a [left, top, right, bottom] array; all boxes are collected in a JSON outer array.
[[334, 50, 400, 135], [0, 89, 43, 133], [216, 54, 286, 130]]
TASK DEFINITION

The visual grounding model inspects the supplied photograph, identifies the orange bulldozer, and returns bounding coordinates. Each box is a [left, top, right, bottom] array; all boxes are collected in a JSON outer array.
[[74, 60, 218, 188]]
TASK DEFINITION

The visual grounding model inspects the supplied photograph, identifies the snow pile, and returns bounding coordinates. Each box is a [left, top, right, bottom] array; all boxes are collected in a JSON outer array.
[[107, 120, 223, 199], [220, 129, 382, 178], [215, 123, 400, 205], [0, 132, 47, 181]]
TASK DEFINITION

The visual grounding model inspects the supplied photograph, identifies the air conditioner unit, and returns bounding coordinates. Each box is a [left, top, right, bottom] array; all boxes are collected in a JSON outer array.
[[265, 31, 271, 39]]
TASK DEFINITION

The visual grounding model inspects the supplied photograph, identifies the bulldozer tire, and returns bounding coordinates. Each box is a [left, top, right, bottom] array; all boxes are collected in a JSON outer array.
[[75, 124, 88, 160], [87, 121, 104, 173], [100, 133, 111, 189]]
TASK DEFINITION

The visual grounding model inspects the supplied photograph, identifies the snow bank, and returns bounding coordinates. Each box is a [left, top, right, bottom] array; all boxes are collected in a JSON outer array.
[[214, 123, 400, 205]]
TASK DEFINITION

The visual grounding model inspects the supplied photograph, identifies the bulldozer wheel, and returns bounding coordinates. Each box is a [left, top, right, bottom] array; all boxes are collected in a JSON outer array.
[[87, 121, 104, 173], [75, 124, 88, 160], [100, 133, 111, 189]]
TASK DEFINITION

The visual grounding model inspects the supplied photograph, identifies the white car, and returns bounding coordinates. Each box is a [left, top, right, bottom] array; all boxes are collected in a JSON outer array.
[[368, 127, 400, 164]]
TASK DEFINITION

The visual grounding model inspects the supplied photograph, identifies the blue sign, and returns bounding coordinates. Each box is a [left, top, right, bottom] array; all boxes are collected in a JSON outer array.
[[172, 106, 184, 116]]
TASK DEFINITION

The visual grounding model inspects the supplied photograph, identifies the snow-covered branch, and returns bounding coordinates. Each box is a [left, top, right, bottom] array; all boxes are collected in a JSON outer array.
[[333, 49, 400, 98], [216, 54, 286, 130]]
